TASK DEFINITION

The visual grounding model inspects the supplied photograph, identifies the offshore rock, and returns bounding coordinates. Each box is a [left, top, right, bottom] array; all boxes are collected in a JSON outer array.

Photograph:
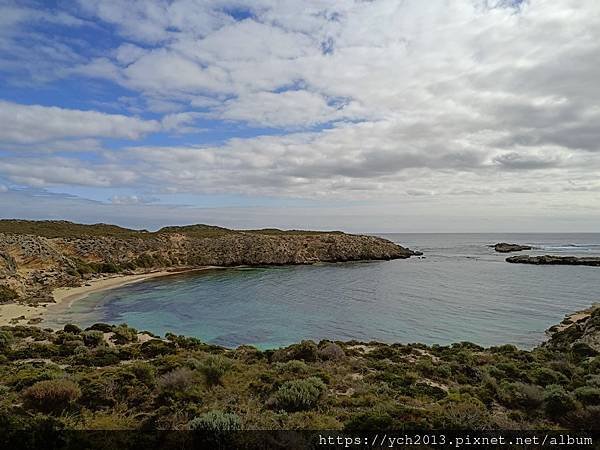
[[506, 255, 600, 266]]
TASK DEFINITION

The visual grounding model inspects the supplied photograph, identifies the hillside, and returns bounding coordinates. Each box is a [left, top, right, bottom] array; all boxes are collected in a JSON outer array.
[[0, 306, 598, 433], [0, 220, 415, 304]]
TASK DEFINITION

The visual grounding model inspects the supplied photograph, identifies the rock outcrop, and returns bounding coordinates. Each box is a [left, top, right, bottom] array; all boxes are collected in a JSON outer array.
[[506, 255, 600, 266], [492, 243, 532, 253], [545, 304, 600, 353], [0, 220, 417, 304]]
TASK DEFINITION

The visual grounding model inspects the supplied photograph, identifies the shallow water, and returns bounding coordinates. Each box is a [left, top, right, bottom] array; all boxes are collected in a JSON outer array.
[[44, 233, 600, 349]]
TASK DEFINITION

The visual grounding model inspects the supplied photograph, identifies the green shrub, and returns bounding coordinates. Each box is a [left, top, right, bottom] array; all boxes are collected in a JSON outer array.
[[572, 343, 598, 358], [81, 330, 104, 347], [437, 394, 490, 430], [270, 377, 326, 411], [198, 355, 232, 387], [530, 367, 568, 386], [574, 386, 600, 405], [544, 385, 577, 418], [140, 339, 176, 358], [188, 411, 242, 431], [86, 323, 114, 333], [276, 360, 309, 374], [272, 341, 318, 362], [318, 342, 345, 361], [158, 367, 196, 394], [497, 382, 544, 411], [0, 286, 18, 303], [22, 379, 81, 413], [343, 412, 393, 431], [111, 324, 138, 344], [0, 330, 13, 353], [63, 324, 81, 334]]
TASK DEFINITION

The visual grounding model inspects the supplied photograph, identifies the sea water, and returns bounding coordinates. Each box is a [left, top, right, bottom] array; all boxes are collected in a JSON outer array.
[[44, 233, 600, 349]]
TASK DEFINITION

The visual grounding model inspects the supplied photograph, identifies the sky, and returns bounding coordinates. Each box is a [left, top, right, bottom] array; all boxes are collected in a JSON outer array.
[[0, 0, 599, 232]]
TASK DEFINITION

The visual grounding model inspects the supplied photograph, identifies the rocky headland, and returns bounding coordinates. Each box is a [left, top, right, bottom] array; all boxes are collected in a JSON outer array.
[[506, 255, 600, 266], [0, 220, 416, 306], [492, 242, 533, 253]]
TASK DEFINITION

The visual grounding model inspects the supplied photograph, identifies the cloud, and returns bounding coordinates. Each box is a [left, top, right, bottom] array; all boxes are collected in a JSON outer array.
[[0, 101, 160, 144], [1, 0, 600, 229], [110, 194, 157, 205]]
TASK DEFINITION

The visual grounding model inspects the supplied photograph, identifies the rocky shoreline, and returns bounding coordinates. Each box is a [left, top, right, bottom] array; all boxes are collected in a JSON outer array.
[[0, 220, 416, 307], [506, 255, 600, 266]]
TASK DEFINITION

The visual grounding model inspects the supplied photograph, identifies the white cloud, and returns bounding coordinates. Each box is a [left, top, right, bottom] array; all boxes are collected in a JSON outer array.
[[1, 0, 600, 228], [0, 101, 160, 144]]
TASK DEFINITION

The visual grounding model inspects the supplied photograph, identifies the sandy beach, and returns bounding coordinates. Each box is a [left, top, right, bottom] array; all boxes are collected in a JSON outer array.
[[0, 268, 211, 328]]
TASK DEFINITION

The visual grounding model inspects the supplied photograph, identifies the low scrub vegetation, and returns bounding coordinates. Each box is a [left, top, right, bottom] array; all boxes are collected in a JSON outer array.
[[0, 316, 599, 431]]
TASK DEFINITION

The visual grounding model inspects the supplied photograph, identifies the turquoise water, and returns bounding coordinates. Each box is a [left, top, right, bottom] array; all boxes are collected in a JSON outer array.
[[45, 233, 600, 349]]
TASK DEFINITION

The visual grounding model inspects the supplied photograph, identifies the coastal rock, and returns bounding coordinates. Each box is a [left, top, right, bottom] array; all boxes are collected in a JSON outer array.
[[506, 255, 600, 266], [0, 220, 417, 305], [545, 304, 600, 353], [492, 243, 532, 253]]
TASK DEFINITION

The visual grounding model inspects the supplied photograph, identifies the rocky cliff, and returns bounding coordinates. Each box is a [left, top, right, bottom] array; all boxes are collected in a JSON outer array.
[[0, 220, 415, 304]]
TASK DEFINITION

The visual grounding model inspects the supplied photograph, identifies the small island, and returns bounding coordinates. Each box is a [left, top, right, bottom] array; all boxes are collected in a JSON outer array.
[[506, 255, 600, 266], [492, 242, 533, 253]]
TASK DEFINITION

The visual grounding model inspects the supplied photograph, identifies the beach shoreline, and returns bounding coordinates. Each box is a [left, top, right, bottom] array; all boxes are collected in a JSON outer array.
[[0, 267, 215, 328]]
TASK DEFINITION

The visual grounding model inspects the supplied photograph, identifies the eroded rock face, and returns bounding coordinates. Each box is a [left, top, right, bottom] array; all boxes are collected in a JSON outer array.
[[493, 243, 532, 253], [506, 255, 600, 266], [0, 221, 417, 304], [545, 305, 600, 353]]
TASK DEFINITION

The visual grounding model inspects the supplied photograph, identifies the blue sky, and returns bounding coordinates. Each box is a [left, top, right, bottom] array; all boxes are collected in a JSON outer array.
[[1, 0, 599, 232]]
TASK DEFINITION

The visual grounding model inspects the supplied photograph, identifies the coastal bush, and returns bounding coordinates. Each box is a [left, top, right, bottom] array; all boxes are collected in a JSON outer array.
[[86, 323, 114, 333], [318, 342, 345, 361], [7, 364, 65, 390], [572, 343, 598, 358], [0, 330, 13, 353], [497, 382, 544, 412], [276, 360, 309, 374], [0, 286, 18, 303], [126, 361, 156, 386], [270, 377, 326, 412], [22, 379, 81, 413], [543, 385, 577, 418], [436, 394, 490, 430], [110, 324, 138, 344], [63, 324, 81, 334], [198, 355, 232, 387], [140, 339, 176, 358], [530, 367, 568, 386], [81, 330, 104, 347], [343, 411, 394, 431], [272, 340, 318, 363], [574, 386, 600, 405], [158, 367, 196, 394], [188, 411, 242, 431], [88, 262, 120, 274], [80, 347, 121, 367]]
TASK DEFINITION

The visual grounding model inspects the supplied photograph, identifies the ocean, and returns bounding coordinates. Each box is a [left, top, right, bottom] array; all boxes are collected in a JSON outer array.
[[44, 233, 600, 349]]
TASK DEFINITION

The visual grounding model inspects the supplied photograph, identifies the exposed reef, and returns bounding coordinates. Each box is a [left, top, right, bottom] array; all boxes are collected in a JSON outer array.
[[506, 255, 600, 266], [492, 242, 532, 253]]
